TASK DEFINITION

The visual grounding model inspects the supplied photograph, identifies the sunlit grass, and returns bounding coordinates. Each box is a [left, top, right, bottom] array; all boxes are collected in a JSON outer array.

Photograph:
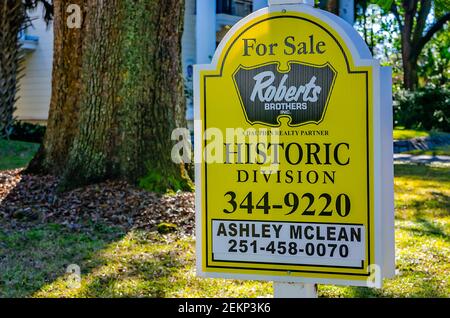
[[321, 165, 449, 298], [32, 231, 272, 298], [1, 164, 449, 298], [393, 129, 430, 140], [405, 145, 450, 156], [0, 223, 124, 298]]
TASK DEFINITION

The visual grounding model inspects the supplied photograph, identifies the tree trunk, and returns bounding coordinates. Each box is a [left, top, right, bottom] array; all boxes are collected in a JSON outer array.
[[393, 0, 448, 90], [403, 56, 418, 91], [400, 0, 418, 90], [59, 0, 124, 188], [117, 0, 189, 188], [59, 0, 191, 192], [0, 1, 24, 139], [27, 0, 85, 174]]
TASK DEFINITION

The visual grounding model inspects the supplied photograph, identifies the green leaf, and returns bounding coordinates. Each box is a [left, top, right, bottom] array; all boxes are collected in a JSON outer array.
[[371, 0, 394, 10]]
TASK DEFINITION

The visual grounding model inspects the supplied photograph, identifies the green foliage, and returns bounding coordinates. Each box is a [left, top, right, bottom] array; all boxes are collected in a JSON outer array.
[[157, 223, 178, 234], [138, 170, 192, 194], [354, 2, 402, 79], [417, 25, 450, 88], [393, 129, 430, 140], [371, 0, 394, 11], [0, 139, 39, 170], [10, 121, 46, 143], [394, 87, 450, 131], [356, 0, 449, 90], [433, 0, 450, 18]]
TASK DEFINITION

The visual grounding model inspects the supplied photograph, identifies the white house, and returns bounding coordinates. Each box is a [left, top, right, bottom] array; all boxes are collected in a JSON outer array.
[[16, 8, 53, 122], [16, 0, 354, 129]]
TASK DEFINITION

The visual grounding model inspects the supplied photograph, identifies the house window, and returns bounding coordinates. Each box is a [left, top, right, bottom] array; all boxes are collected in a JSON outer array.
[[216, 0, 253, 17]]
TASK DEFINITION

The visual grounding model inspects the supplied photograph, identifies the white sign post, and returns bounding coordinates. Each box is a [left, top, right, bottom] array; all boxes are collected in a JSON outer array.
[[270, 0, 317, 299]]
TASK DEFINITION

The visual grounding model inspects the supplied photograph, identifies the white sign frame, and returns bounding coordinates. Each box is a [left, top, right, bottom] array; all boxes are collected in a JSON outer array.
[[194, 3, 395, 288]]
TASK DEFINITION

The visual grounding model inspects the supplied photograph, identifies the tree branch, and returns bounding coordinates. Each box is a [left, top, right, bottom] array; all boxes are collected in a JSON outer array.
[[413, 12, 450, 60], [23, 0, 54, 24], [390, 1, 403, 32], [412, 0, 432, 46]]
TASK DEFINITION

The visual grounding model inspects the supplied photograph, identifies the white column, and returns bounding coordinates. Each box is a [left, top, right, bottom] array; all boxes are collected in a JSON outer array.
[[253, 0, 268, 10], [339, 0, 355, 25], [196, 0, 217, 64]]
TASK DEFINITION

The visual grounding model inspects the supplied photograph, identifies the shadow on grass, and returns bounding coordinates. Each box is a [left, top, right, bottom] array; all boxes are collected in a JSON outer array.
[[0, 221, 126, 298], [410, 218, 450, 242], [403, 191, 450, 220], [0, 169, 191, 298], [394, 164, 450, 183], [78, 250, 183, 298], [409, 193, 449, 212], [0, 140, 39, 171]]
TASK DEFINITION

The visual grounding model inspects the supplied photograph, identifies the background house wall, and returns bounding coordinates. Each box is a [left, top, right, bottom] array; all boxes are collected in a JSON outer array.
[[15, 6, 53, 123]]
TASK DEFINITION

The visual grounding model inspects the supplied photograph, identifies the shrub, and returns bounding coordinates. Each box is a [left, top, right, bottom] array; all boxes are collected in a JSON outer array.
[[394, 87, 449, 132], [9, 121, 46, 143]]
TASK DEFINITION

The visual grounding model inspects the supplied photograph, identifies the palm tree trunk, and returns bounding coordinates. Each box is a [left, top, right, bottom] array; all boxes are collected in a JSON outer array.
[[0, 0, 24, 138]]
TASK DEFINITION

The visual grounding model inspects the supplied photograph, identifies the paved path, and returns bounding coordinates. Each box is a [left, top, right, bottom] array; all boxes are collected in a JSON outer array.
[[394, 154, 450, 166]]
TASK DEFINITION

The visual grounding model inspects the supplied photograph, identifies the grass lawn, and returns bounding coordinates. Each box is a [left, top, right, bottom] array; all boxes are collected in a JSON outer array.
[[0, 139, 39, 170], [393, 128, 450, 142], [405, 145, 450, 157], [0, 164, 449, 298], [393, 128, 430, 140]]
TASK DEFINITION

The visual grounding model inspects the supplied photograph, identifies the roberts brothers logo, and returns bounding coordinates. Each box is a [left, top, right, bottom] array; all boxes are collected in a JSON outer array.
[[233, 62, 336, 127]]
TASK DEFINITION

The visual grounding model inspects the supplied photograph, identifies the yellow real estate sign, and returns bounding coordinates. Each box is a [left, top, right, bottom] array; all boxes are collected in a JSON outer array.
[[195, 5, 394, 287]]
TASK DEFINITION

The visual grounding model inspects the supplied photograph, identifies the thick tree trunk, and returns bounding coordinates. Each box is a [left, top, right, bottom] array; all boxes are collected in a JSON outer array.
[[0, 1, 24, 138], [27, 0, 85, 174], [59, 0, 124, 188], [118, 0, 189, 187], [59, 0, 191, 191]]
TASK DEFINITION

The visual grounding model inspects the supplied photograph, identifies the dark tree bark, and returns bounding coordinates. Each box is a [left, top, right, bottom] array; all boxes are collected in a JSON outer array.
[[0, 1, 24, 138], [58, 0, 191, 191], [58, 0, 124, 188], [117, 0, 189, 186], [390, 0, 450, 90], [28, 0, 191, 192], [27, 0, 85, 174]]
